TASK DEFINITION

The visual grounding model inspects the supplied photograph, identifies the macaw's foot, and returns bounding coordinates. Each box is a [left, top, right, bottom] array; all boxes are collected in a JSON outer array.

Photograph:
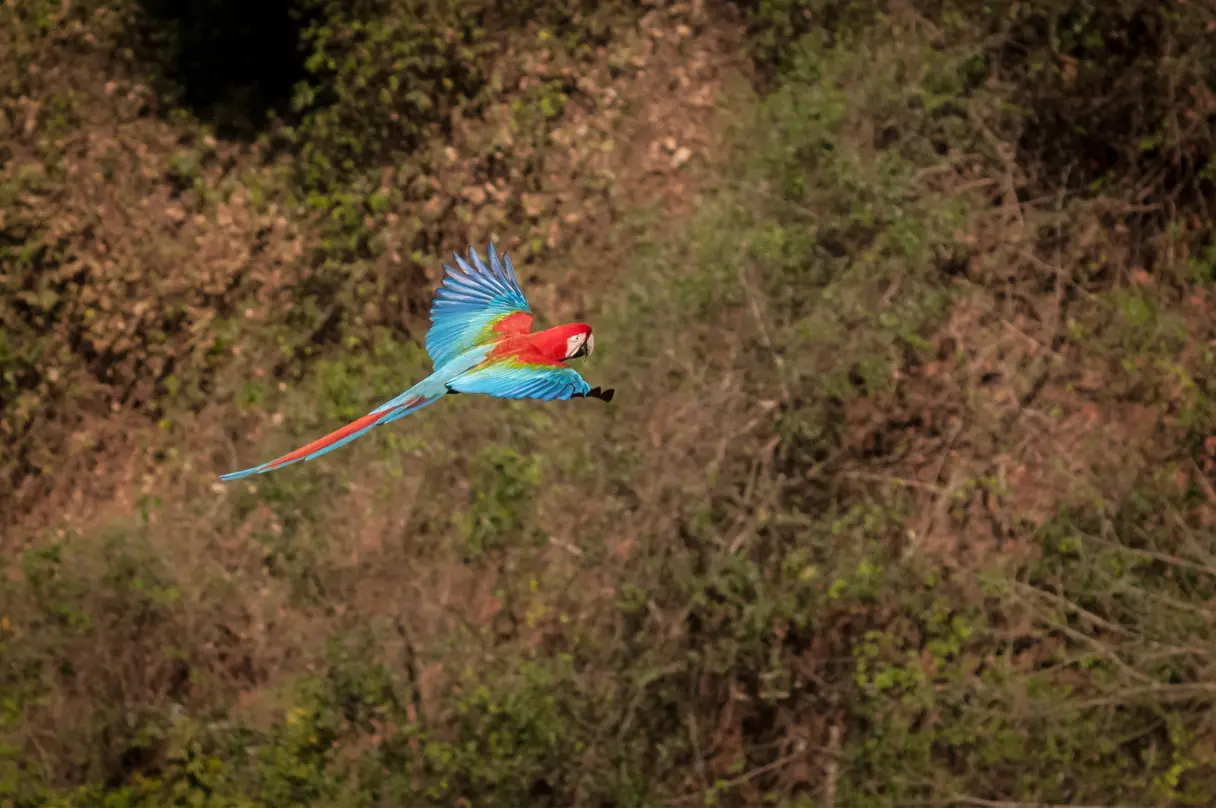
[[584, 386, 615, 402]]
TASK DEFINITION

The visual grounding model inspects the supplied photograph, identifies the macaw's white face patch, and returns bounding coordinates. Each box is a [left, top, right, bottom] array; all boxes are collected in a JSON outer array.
[[565, 332, 593, 359]]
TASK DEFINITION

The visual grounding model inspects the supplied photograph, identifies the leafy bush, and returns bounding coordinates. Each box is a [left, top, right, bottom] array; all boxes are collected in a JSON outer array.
[[745, 0, 1216, 244], [0, 531, 256, 798], [971, 0, 1216, 201]]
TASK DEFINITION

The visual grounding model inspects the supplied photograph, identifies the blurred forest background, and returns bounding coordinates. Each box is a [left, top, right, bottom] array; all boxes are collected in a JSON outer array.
[[2, 0, 1216, 805]]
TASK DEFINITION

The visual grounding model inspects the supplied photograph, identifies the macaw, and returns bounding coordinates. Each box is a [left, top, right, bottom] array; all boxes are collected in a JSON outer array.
[[219, 243, 613, 482]]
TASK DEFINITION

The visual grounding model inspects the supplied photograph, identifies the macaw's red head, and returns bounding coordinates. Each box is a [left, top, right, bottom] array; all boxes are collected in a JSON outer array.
[[498, 322, 596, 365], [523, 322, 594, 364], [560, 323, 595, 360]]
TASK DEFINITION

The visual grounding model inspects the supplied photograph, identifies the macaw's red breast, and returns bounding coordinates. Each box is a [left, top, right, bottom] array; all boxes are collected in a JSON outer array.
[[489, 322, 592, 365]]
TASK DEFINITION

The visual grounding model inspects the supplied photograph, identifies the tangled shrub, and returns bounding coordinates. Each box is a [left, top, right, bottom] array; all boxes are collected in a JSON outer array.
[[744, 0, 1216, 209], [969, 0, 1216, 205]]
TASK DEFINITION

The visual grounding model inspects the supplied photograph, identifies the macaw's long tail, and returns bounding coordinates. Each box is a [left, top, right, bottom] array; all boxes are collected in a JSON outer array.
[[218, 378, 448, 482]]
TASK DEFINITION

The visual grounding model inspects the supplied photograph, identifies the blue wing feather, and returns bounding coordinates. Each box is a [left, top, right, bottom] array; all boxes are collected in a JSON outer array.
[[426, 243, 532, 369], [448, 361, 592, 401]]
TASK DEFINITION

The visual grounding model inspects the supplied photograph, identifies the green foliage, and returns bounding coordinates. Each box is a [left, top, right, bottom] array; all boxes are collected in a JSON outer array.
[[829, 479, 1216, 807], [0, 531, 217, 797], [742, 0, 884, 77], [745, 0, 1216, 240], [421, 660, 583, 806], [959, 0, 1216, 199], [459, 445, 542, 560], [285, 0, 491, 193]]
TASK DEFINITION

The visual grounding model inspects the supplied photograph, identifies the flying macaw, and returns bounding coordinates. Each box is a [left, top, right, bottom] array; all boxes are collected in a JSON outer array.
[[219, 243, 613, 482]]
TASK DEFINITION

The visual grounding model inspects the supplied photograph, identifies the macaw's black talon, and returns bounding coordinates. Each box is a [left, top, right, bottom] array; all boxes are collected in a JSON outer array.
[[585, 386, 615, 402]]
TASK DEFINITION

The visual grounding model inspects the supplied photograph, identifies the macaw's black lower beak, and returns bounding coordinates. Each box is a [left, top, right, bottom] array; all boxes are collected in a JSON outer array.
[[584, 386, 615, 402]]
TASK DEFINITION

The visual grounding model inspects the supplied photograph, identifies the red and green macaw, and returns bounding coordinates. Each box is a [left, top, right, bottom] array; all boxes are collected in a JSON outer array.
[[220, 243, 612, 481]]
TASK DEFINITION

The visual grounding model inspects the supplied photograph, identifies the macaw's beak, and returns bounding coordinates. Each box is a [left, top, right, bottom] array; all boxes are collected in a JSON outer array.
[[572, 333, 594, 359]]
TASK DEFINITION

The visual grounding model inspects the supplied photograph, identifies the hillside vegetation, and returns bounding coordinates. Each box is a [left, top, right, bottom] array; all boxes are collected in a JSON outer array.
[[2, 0, 1216, 805]]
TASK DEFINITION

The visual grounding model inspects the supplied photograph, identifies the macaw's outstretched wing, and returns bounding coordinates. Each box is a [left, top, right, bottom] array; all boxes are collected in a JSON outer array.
[[219, 387, 446, 482], [447, 359, 594, 401], [426, 243, 534, 369]]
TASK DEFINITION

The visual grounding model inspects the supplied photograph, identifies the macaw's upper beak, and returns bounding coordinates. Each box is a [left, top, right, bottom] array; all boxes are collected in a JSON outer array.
[[585, 333, 595, 356]]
